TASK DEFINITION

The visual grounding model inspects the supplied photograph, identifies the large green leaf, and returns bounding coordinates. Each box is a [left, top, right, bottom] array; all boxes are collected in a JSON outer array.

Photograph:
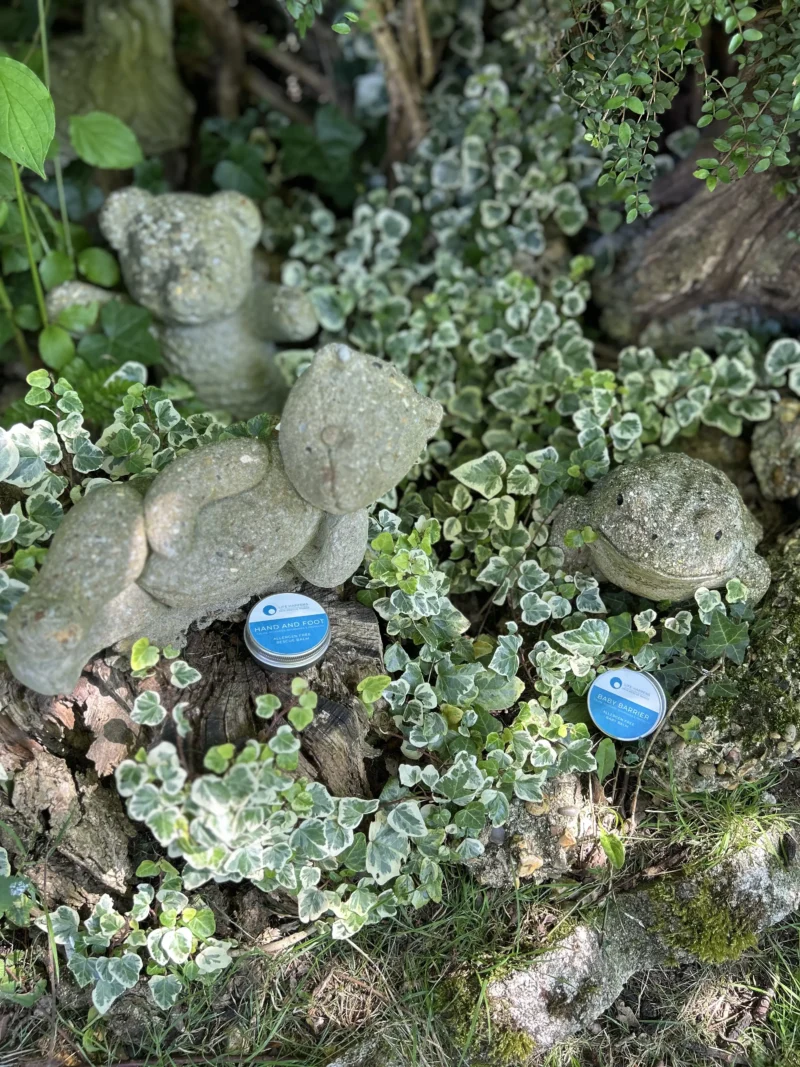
[[0, 59, 55, 178], [69, 112, 143, 169]]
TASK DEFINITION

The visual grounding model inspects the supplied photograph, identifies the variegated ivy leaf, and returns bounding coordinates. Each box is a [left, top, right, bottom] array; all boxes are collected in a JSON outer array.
[[664, 610, 693, 635], [366, 822, 410, 884], [130, 884, 155, 921], [434, 752, 485, 806], [103, 952, 143, 990], [387, 800, 428, 838], [520, 591, 551, 626], [633, 645, 659, 671], [5, 422, 61, 487], [765, 337, 800, 376], [609, 412, 642, 450], [170, 659, 201, 688], [513, 770, 548, 803], [489, 626, 523, 679], [694, 586, 726, 625], [451, 451, 506, 499], [633, 609, 657, 635], [132, 690, 166, 726], [150, 974, 183, 1011], [575, 583, 606, 614], [506, 464, 538, 496], [92, 978, 127, 1015], [161, 926, 193, 964], [553, 618, 609, 658], [195, 938, 233, 973], [172, 702, 191, 737], [0, 427, 21, 482], [67, 952, 97, 988], [399, 763, 440, 788], [0, 512, 20, 543], [36, 905, 79, 945], [725, 578, 748, 604]]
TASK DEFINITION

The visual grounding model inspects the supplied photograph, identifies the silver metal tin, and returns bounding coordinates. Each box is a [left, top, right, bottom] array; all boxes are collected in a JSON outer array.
[[245, 592, 331, 672], [587, 667, 667, 742]]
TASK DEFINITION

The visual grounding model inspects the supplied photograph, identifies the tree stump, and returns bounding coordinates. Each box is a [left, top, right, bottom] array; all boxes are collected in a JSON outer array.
[[592, 163, 800, 352], [0, 586, 384, 905]]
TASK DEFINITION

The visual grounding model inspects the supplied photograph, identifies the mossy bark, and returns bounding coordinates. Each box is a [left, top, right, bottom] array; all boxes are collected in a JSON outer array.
[[592, 163, 800, 352]]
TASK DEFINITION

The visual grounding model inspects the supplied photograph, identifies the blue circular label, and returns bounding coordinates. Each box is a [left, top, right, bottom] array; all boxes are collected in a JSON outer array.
[[248, 593, 329, 658], [588, 668, 666, 741]]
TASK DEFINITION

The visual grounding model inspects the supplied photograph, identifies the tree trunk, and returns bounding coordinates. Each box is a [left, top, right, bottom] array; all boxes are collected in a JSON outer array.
[[0, 587, 383, 906], [592, 163, 800, 353]]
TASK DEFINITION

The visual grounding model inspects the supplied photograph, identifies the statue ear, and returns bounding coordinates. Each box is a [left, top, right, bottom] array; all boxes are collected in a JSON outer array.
[[210, 191, 262, 249], [100, 187, 154, 251]]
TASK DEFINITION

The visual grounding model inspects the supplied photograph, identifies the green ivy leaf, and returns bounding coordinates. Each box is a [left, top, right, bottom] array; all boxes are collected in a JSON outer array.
[[595, 738, 617, 783], [255, 693, 281, 719], [39, 325, 75, 371], [696, 612, 750, 665], [357, 675, 390, 703], [288, 704, 314, 731], [0, 58, 55, 178], [69, 112, 144, 169], [78, 247, 120, 288], [131, 638, 160, 672], [203, 744, 235, 774], [599, 829, 625, 870]]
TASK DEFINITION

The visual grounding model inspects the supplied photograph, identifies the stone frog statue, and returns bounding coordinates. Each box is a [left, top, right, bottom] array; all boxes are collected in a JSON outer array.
[[50, 188, 318, 417], [5, 344, 443, 696], [550, 452, 771, 604]]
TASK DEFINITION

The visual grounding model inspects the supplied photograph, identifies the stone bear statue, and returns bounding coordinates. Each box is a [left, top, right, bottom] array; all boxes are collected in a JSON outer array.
[[51, 189, 319, 417], [5, 344, 442, 696]]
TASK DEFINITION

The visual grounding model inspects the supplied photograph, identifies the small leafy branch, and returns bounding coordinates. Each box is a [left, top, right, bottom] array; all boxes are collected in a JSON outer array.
[[35, 858, 232, 1015]]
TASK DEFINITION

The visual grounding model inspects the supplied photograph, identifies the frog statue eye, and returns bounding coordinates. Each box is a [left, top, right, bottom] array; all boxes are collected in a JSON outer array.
[[616, 494, 624, 506], [715, 529, 723, 541]]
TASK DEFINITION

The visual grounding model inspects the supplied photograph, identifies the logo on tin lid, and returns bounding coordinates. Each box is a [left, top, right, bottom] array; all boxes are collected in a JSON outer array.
[[264, 605, 277, 616], [610, 676, 623, 689]]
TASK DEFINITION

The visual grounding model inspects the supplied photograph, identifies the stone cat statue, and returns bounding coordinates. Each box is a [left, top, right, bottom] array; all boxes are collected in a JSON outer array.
[[5, 345, 442, 696], [50, 0, 194, 158]]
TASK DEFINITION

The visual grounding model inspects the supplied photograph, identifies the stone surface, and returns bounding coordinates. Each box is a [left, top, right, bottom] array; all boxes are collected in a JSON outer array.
[[651, 531, 800, 793], [464, 775, 596, 888], [49, 0, 194, 159], [5, 345, 442, 695], [58, 188, 319, 417], [551, 452, 770, 604], [487, 826, 800, 1049], [751, 398, 800, 502]]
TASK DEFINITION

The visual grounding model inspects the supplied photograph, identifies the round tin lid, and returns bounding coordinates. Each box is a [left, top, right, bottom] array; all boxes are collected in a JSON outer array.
[[587, 667, 667, 742], [246, 592, 330, 663]]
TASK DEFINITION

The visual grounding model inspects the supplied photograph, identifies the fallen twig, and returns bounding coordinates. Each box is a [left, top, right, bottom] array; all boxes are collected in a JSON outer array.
[[244, 67, 313, 125], [244, 27, 332, 99]]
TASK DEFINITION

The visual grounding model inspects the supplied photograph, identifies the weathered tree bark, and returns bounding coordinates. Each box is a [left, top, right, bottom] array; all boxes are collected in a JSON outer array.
[[0, 587, 383, 905], [592, 163, 800, 353]]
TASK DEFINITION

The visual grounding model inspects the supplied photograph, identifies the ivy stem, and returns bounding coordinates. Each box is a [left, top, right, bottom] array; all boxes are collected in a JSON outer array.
[[36, 0, 73, 264], [0, 276, 34, 369], [11, 159, 49, 329]]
